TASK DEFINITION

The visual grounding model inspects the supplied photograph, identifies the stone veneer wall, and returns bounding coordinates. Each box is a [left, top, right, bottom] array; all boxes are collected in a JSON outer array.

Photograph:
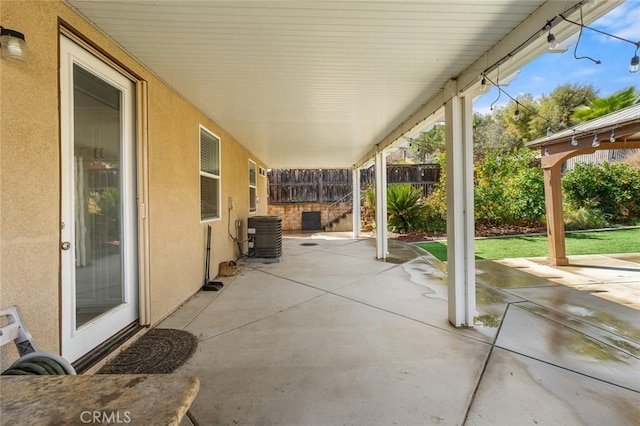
[[267, 202, 352, 231]]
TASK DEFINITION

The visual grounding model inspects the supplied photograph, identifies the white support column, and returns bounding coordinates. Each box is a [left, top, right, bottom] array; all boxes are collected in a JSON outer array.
[[374, 150, 388, 259], [352, 167, 361, 237], [444, 80, 476, 327]]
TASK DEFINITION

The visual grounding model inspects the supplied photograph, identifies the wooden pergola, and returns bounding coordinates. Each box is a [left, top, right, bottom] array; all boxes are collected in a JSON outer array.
[[527, 104, 640, 266]]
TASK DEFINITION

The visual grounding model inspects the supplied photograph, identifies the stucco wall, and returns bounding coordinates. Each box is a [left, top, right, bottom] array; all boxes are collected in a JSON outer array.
[[0, 0, 267, 364]]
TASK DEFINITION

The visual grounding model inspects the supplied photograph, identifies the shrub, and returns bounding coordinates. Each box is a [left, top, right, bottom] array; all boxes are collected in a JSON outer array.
[[363, 184, 376, 208], [387, 184, 426, 233], [474, 149, 545, 227], [418, 154, 447, 232], [564, 207, 610, 231], [563, 162, 640, 222], [420, 196, 447, 231], [507, 164, 546, 225]]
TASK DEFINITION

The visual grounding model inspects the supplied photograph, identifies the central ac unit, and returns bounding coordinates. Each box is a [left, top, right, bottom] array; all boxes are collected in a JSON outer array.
[[247, 216, 282, 261]]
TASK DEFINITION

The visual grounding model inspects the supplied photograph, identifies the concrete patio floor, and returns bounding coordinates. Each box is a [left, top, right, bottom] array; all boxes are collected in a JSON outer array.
[[161, 234, 640, 425]]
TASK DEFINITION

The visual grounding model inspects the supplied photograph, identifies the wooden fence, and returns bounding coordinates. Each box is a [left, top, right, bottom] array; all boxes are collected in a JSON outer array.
[[361, 164, 441, 197], [268, 164, 441, 204], [267, 169, 353, 203]]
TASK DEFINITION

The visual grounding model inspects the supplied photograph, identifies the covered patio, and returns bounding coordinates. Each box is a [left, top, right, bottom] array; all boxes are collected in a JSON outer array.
[[60, 0, 627, 328], [160, 235, 640, 425], [2, 1, 638, 422]]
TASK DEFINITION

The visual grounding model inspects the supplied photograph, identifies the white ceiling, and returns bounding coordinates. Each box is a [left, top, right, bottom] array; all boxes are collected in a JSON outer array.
[[66, 0, 619, 168]]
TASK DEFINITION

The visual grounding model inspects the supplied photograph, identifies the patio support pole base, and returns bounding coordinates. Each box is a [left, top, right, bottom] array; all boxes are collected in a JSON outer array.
[[548, 257, 569, 266]]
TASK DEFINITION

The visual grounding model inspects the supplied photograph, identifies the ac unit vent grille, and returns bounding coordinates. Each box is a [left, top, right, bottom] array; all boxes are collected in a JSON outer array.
[[247, 216, 282, 258]]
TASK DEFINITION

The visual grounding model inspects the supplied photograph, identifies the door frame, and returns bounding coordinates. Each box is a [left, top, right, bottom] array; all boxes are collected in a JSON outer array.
[[59, 29, 150, 362]]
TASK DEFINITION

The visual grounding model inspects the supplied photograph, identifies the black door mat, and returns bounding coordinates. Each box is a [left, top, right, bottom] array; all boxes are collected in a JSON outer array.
[[97, 328, 198, 374]]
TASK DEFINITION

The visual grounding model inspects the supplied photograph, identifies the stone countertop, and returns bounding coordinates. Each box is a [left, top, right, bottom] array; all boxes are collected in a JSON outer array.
[[0, 374, 199, 425]]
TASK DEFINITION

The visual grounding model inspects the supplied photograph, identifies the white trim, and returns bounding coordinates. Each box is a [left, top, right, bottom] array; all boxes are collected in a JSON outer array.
[[60, 35, 139, 362], [248, 159, 257, 214], [199, 125, 222, 222], [136, 80, 151, 326]]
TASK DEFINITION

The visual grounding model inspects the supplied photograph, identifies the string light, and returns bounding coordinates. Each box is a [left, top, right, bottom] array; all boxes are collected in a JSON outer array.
[[559, 9, 640, 70], [479, 74, 491, 93], [482, 74, 553, 129], [481, 2, 639, 96], [473, 0, 639, 144], [490, 67, 501, 111], [570, 6, 601, 65], [547, 31, 558, 50], [630, 47, 639, 73]]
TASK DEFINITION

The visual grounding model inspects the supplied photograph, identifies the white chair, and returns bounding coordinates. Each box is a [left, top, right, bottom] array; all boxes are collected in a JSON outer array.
[[1, 305, 76, 375]]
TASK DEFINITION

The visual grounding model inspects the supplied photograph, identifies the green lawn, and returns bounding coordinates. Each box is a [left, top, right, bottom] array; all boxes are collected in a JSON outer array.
[[415, 228, 640, 261]]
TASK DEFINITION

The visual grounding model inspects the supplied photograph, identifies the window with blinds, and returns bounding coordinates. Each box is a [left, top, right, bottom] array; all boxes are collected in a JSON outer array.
[[249, 160, 257, 213], [200, 127, 220, 221]]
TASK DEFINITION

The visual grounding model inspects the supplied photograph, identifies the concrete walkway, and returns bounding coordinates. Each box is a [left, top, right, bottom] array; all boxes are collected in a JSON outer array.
[[161, 234, 640, 425]]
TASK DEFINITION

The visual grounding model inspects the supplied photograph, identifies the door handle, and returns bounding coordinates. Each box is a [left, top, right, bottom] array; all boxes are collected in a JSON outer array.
[[61, 242, 71, 250]]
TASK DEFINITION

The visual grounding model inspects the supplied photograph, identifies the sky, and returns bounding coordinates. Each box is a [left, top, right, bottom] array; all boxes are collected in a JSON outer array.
[[474, 0, 640, 115]]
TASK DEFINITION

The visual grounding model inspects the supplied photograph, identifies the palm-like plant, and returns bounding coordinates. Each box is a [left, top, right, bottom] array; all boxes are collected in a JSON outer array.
[[572, 87, 639, 122], [387, 184, 425, 233]]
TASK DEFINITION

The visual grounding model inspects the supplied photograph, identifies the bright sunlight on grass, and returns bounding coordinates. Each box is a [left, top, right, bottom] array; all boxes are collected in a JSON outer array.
[[416, 228, 640, 261]]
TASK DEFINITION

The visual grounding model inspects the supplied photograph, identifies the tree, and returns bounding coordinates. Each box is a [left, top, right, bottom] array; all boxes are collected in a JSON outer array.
[[409, 124, 445, 163], [501, 93, 540, 144], [473, 111, 519, 156], [572, 86, 639, 122], [530, 83, 597, 136]]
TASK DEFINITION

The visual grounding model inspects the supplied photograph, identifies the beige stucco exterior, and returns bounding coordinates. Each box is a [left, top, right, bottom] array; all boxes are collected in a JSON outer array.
[[0, 0, 268, 364]]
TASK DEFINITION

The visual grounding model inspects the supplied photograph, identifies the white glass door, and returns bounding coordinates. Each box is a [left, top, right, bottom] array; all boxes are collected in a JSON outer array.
[[60, 36, 138, 363]]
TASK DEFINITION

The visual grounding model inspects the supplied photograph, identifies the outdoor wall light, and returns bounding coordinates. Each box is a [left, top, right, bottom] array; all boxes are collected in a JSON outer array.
[[0, 26, 28, 61], [592, 133, 600, 148], [571, 131, 578, 146], [609, 129, 616, 143]]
